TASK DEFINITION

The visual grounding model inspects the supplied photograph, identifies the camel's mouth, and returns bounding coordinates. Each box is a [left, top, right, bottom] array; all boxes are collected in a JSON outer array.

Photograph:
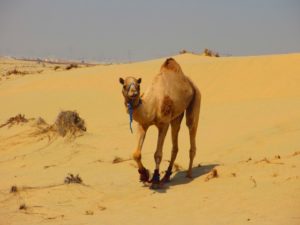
[[128, 93, 139, 99]]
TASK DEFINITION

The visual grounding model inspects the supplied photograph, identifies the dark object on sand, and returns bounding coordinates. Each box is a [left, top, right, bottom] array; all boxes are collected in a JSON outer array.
[[64, 173, 83, 184], [55, 111, 86, 137]]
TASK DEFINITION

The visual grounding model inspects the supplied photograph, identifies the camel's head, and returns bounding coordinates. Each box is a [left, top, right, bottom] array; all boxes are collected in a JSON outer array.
[[119, 76, 142, 103]]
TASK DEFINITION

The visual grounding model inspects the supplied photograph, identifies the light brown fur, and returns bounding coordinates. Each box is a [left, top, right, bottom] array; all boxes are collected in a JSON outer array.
[[119, 58, 201, 188]]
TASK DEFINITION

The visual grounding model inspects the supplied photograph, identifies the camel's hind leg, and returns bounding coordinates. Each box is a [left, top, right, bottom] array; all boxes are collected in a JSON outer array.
[[161, 113, 184, 183], [185, 87, 201, 178]]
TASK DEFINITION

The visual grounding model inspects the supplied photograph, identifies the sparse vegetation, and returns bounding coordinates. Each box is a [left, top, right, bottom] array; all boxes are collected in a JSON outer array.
[[19, 204, 27, 210], [10, 185, 18, 193], [255, 157, 284, 165], [54, 110, 86, 137], [203, 48, 220, 57], [65, 64, 78, 70], [179, 49, 188, 54], [85, 210, 94, 215], [0, 114, 28, 128], [250, 176, 257, 188], [112, 156, 124, 164], [0, 111, 86, 142], [173, 162, 183, 172], [6, 69, 29, 76], [205, 168, 218, 181], [112, 156, 131, 164], [64, 173, 83, 184]]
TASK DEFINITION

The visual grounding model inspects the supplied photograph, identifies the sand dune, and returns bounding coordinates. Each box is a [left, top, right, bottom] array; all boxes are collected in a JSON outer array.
[[0, 53, 300, 225]]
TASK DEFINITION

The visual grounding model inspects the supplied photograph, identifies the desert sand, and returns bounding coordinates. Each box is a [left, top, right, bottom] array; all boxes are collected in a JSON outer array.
[[0, 53, 299, 225]]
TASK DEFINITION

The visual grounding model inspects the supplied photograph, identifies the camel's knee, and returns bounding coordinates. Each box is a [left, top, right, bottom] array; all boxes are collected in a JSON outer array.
[[133, 150, 141, 162]]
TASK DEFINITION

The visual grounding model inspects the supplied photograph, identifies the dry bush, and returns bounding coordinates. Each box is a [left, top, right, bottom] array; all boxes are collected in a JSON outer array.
[[65, 64, 78, 70], [54, 66, 60, 70], [19, 204, 27, 210], [112, 156, 131, 164], [203, 48, 220, 57], [292, 151, 300, 156], [0, 114, 28, 128], [6, 69, 29, 76], [10, 185, 18, 193], [179, 49, 188, 54], [112, 156, 124, 164], [1, 111, 86, 142], [205, 168, 218, 181], [54, 110, 86, 137], [64, 173, 82, 184], [173, 162, 184, 172]]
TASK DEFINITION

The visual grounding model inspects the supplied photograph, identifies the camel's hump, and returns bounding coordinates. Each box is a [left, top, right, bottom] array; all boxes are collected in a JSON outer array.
[[160, 58, 182, 73]]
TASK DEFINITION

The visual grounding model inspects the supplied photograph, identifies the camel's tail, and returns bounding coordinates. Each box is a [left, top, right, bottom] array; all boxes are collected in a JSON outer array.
[[185, 78, 201, 129]]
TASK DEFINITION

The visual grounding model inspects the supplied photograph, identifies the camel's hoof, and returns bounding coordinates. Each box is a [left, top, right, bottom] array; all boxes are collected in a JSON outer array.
[[161, 170, 172, 183], [150, 169, 160, 182], [138, 168, 150, 183]]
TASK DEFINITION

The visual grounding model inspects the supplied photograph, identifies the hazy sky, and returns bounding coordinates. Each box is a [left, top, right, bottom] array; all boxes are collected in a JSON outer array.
[[0, 0, 299, 62]]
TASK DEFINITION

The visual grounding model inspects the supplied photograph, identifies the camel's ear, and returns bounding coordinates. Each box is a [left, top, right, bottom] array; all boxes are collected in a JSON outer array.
[[119, 77, 124, 85], [137, 78, 142, 84]]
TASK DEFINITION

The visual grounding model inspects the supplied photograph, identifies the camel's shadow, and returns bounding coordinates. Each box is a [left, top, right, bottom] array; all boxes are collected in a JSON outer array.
[[152, 164, 218, 193]]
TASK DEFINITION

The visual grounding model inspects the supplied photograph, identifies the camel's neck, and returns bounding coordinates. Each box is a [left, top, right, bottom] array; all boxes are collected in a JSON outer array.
[[125, 97, 142, 110], [124, 95, 153, 126]]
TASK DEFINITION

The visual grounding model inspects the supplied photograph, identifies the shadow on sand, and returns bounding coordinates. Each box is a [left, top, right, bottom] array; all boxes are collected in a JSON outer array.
[[152, 164, 218, 193]]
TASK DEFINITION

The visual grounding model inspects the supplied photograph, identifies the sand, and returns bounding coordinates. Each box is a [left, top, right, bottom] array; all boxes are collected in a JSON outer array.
[[0, 53, 299, 225]]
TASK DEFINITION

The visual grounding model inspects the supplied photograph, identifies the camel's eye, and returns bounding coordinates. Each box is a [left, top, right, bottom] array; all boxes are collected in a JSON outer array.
[[123, 85, 126, 90]]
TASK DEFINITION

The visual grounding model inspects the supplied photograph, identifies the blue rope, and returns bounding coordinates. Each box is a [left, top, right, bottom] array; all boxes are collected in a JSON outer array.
[[127, 101, 134, 134]]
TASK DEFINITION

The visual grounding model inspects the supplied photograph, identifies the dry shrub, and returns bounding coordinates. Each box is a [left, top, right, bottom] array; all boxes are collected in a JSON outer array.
[[203, 48, 220, 57], [112, 156, 124, 164], [54, 66, 60, 70], [0, 114, 28, 128], [54, 110, 86, 137], [10, 185, 18, 193], [205, 168, 218, 181], [34, 117, 48, 127], [64, 173, 82, 184], [6, 69, 29, 76], [19, 204, 27, 210], [250, 176, 257, 188], [1, 111, 86, 141], [179, 49, 188, 54], [173, 162, 183, 172], [85, 210, 94, 215], [112, 156, 131, 164], [65, 64, 78, 70]]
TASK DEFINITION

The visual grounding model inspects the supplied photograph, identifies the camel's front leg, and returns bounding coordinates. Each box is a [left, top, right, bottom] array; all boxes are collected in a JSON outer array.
[[151, 124, 169, 189], [133, 124, 149, 182]]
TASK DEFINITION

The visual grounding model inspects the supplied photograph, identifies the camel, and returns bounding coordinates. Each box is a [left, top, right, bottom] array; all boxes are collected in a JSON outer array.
[[119, 58, 201, 189]]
